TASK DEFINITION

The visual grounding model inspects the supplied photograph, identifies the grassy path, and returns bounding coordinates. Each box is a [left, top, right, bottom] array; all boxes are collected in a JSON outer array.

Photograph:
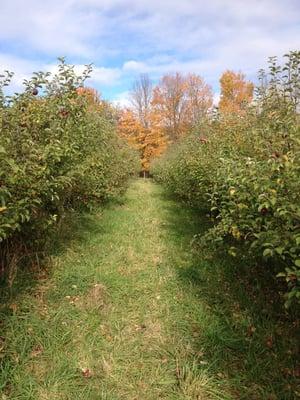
[[0, 180, 298, 399]]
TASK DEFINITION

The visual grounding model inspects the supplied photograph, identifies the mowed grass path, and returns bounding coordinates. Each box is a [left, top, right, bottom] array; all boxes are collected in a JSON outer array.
[[1, 180, 298, 399]]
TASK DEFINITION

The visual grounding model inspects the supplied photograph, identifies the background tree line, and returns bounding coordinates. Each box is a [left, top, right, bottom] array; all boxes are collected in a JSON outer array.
[[117, 69, 254, 174]]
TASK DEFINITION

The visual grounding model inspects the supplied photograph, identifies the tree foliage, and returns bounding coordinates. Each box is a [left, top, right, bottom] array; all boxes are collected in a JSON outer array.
[[118, 72, 213, 171], [117, 108, 167, 173], [0, 59, 138, 279], [152, 72, 213, 140], [153, 51, 300, 306], [219, 70, 254, 114]]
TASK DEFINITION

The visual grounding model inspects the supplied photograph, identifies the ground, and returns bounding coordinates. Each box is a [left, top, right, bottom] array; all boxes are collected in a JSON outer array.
[[0, 180, 299, 399]]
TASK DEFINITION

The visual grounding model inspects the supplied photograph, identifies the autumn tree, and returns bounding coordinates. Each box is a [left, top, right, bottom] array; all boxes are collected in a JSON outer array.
[[117, 108, 167, 174], [118, 74, 167, 174], [77, 86, 117, 123], [152, 73, 188, 140], [152, 72, 213, 141], [186, 74, 213, 125], [219, 70, 254, 114], [118, 72, 212, 171], [76, 87, 101, 107]]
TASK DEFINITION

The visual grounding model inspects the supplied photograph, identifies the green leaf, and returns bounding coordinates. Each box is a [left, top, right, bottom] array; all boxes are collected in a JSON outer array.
[[263, 248, 273, 257], [275, 247, 284, 255]]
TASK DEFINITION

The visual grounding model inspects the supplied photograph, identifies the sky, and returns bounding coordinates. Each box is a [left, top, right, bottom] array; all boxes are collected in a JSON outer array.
[[0, 0, 299, 106]]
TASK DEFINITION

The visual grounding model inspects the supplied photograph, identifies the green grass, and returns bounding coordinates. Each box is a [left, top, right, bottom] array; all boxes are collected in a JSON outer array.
[[0, 179, 299, 399]]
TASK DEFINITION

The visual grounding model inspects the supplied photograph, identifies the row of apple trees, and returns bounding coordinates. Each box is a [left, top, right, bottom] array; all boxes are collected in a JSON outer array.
[[0, 59, 138, 280], [153, 52, 300, 306]]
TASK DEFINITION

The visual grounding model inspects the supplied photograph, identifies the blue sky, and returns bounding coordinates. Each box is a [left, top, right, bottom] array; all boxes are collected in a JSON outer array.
[[0, 0, 299, 105]]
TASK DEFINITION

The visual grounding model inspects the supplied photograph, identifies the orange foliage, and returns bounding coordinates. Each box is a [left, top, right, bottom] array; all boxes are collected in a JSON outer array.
[[186, 74, 213, 125], [152, 73, 188, 140], [219, 71, 254, 114], [152, 72, 213, 140], [117, 108, 167, 172], [118, 72, 212, 170], [76, 87, 101, 110]]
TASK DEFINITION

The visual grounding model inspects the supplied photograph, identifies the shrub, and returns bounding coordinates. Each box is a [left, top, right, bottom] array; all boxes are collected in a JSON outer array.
[[0, 59, 138, 279], [152, 51, 300, 306]]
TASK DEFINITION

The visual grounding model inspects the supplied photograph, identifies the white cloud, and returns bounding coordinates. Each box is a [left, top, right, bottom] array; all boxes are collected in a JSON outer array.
[[0, 54, 41, 92], [0, 1, 101, 57], [0, 0, 298, 61], [0, 54, 121, 93], [0, 0, 298, 100], [123, 60, 147, 72], [89, 66, 121, 86], [111, 91, 131, 108]]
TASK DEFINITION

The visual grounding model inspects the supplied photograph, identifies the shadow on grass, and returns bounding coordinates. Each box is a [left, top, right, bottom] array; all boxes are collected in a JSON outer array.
[[157, 188, 300, 400], [0, 199, 120, 313]]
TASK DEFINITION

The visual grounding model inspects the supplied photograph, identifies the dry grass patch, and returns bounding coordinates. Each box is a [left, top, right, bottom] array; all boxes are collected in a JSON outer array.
[[76, 283, 108, 312], [26, 357, 52, 383], [36, 386, 65, 400]]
